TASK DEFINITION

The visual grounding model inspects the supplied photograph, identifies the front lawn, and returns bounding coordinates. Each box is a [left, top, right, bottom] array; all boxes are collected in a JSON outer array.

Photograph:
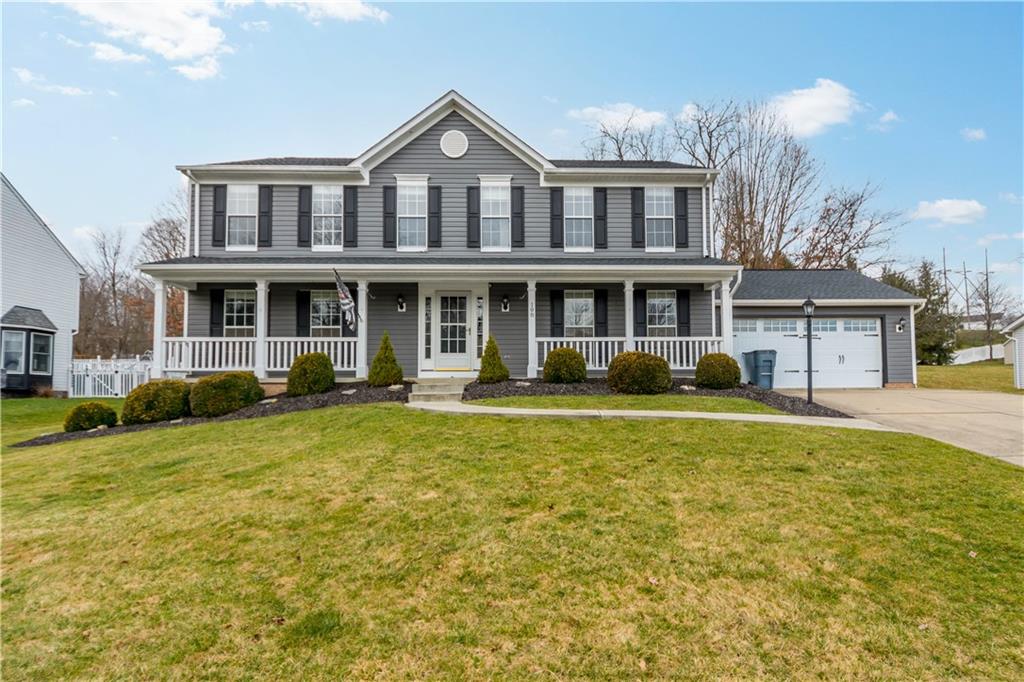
[[1, 397, 124, 446], [477, 393, 781, 414], [918, 359, 1022, 394], [2, 400, 1022, 679]]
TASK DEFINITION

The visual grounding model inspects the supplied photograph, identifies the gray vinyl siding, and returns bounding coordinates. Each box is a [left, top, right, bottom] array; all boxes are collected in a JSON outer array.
[[197, 111, 704, 258], [733, 305, 916, 385], [367, 283, 418, 378], [488, 284, 528, 377]]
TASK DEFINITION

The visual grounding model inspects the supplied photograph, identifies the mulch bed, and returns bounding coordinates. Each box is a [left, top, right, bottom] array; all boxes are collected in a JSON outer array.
[[463, 378, 851, 419], [12, 382, 410, 449]]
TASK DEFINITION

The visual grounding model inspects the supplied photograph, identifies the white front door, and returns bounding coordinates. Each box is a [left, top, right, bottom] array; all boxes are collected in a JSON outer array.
[[436, 293, 471, 370]]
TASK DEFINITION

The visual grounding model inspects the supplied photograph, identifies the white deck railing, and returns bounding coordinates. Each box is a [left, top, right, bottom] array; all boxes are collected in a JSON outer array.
[[266, 338, 358, 371], [536, 337, 627, 370], [163, 337, 256, 372], [635, 336, 723, 370]]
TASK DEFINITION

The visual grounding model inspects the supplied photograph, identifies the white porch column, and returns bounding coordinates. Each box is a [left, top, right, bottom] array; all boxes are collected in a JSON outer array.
[[151, 279, 165, 379], [623, 279, 635, 351], [254, 279, 268, 378], [526, 279, 538, 378], [710, 286, 717, 337], [720, 277, 734, 357], [356, 280, 369, 378]]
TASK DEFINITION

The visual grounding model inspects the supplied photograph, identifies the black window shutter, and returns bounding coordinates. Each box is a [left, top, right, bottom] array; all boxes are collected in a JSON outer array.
[[296, 290, 311, 337], [209, 289, 225, 336], [550, 289, 564, 336], [675, 187, 689, 248], [344, 186, 358, 247], [428, 185, 442, 248], [633, 289, 647, 337], [383, 185, 397, 248], [549, 187, 563, 248], [631, 187, 645, 248], [212, 185, 227, 247], [676, 289, 691, 336], [258, 185, 273, 247], [511, 186, 525, 247], [297, 185, 312, 247], [595, 289, 609, 336], [466, 186, 480, 248], [594, 188, 608, 249]]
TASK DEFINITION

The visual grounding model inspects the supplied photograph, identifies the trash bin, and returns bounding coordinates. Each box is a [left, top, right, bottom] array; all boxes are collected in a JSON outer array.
[[742, 350, 777, 389]]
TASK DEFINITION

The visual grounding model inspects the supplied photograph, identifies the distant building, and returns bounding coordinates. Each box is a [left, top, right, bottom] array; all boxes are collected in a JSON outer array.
[[959, 312, 1009, 331]]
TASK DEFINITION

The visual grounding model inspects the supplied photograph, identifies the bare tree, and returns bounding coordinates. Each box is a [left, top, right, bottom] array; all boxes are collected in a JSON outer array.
[[582, 110, 677, 161], [798, 183, 901, 269], [970, 272, 1018, 358], [137, 186, 189, 336]]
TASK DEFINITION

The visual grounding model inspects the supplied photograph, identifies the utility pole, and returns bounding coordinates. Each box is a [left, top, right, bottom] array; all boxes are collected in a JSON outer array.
[[942, 248, 951, 316], [962, 261, 971, 325], [983, 249, 993, 359]]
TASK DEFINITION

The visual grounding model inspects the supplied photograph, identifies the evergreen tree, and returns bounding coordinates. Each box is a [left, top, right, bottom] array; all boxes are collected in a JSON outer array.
[[478, 336, 510, 383], [908, 260, 959, 365], [367, 332, 404, 386]]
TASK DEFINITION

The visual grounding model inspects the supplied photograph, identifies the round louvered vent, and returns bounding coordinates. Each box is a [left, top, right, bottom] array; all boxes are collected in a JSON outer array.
[[439, 129, 469, 159]]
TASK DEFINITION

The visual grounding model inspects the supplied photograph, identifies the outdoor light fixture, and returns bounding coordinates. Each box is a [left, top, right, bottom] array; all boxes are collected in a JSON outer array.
[[501, 294, 510, 312], [897, 316, 906, 333], [803, 297, 816, 405], [396, 294, 406, 313]]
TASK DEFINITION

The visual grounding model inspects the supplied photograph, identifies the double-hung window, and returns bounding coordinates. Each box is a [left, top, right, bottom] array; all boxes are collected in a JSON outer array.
[[646, 290, 677, 337], [564, 290, 595, 338], [2, 330, 25, 374], [480, 177, 511, 252], [645, 186, 675, 251], [226, 185, 258, 250], [30, 333, 52, 375], [224, 290, 256, 337], [310, 291, 342, 337], [397, 179, 428, 251], [312, 185, 344, 250], [564, 187, 594, 252]]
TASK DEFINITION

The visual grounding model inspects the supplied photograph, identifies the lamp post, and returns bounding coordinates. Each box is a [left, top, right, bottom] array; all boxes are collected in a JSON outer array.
[[803, 297, 816, 404]]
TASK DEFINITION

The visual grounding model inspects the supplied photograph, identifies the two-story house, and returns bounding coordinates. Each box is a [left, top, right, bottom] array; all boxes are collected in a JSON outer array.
[[140, 91, 923, 389]]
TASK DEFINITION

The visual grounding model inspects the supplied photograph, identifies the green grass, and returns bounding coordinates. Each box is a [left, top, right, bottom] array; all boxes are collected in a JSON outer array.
[[918, 360, 1023, 394], [477, 393, 781, 414], [1, 397, 124, 446], [956, 329, 1000, 349], [2, 399, 1022, 679]]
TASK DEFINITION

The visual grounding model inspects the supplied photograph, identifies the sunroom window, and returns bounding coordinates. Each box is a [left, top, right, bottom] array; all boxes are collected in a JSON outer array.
[[226, 185, 258, 249], [564, 187, 593, 251], [480, 180, 511, 251], [30, 333, 52, 375], [646, 290, 677, 337], [564, 290, 595, 338], [224, 290, 256, 337], [310, 291, 342, 337], [312, 185, 344, 249], [645, 186, 674, 251], [397, 181, 428, 251]]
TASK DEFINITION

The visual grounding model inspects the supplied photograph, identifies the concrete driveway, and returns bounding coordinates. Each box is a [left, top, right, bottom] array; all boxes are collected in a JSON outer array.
[[788, 389, 1024, 467]]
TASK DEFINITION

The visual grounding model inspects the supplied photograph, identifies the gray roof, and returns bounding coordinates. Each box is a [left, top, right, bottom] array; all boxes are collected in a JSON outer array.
[[202, 157, 355, 167], [550, 159, 706, 170], [2, 306, 57, 331], [734, 269, 920, 301], [145, 255, 735, 267]]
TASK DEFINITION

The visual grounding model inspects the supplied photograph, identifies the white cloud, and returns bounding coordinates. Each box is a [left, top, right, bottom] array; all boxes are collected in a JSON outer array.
[[677, 102, 699, 123], [57, 33, 84, 47], [960, 127, 986, 142], [568, 102, 667, 130], [11, 98, 36, 108], [977, 232, 1024, 246], [990, 260, 1021, 274], [771, 78, 860, 137], [72, 225, 98, 241], [241, 20, 271, 32], [870, 109, 902, 132], [107, 89, 119, 97], [10, 67, 91, 95], [90, 42, 148, 63], [172, 55, 220, 81], [999, 192, 1021, 205], [12, 67, 42, 84], [267, 1, 390, 23], [912, 199, 987, 225]]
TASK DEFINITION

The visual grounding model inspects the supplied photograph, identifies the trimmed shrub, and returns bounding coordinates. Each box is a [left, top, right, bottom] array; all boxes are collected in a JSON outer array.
[[543, 347, 587, 384], [64, 401, 118, 432], [121, 379, 191, 425], [694, 352, 741, 389], [478, 336, 510, 384], [190, 371, 264, 418], [368, 332, 403, 387], [287, 352, 336, 396], [607, 351, 672, 394]]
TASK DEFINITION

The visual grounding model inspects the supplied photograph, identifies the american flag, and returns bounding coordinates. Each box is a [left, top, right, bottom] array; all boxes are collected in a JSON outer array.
[[333, 269, 359, 331]]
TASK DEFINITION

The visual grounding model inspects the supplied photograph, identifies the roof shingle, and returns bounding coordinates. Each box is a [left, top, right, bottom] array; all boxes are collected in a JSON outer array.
[[2, 306, 57, 331], [734, 269, 920, 301]]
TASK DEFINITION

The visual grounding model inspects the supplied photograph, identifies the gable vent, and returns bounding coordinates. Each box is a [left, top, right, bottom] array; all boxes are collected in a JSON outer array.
[[440, 129, 469, 159]]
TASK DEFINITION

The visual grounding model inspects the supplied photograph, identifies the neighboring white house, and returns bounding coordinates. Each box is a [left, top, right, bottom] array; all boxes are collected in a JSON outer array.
[[1003, 315, 1024, 389], [1, 174, 86, 395]]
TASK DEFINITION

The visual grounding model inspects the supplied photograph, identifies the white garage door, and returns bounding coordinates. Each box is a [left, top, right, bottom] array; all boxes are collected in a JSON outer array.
[[733, 317, 883, 389]]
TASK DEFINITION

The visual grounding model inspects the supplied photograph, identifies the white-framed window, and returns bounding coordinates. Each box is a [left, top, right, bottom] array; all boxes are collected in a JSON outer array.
[[733, 319, 758, 333], [310, 290, 342, 337], [2, 330, 25, 374], [226, 185, 258, 250], [224, 289, 256, 337], [564, 187, 593, 252], [30, 333, 52, 375], [312, 185, 344, 250], [646, 290, 677, 337], [764, 319, 798, 333], [480, 178, 511, 252], [397, 179, 428, 251], [811, 319, 838, 333], [645, 186, 675, 251], [564, 290, 595, 338], [844, 319, 878, 333]]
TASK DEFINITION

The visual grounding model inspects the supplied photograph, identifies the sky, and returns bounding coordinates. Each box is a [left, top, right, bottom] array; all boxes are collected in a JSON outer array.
[[3, 1, 1022, 301]]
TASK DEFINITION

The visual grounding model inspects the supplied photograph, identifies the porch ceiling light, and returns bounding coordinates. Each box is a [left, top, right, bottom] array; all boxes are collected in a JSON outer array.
[[396, 294, 406, 313], [802, 297, 816, 317], [501, 295, 510, 312]]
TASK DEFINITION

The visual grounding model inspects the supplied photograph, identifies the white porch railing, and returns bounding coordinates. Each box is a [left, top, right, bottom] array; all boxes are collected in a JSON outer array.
[[537, 337, 627, 370], [70, 356, 152, 397], [635, 337, 724, 370], [163, 338, 256, 372], [266, 338, 358, 371]]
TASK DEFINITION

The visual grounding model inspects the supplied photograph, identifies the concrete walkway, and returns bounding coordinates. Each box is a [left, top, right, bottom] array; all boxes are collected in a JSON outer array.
[[406, 401, 897, 432]]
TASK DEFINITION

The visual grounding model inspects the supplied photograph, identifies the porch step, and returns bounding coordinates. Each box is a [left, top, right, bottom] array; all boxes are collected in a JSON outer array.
[[407, 379, 469, 404], [408, 391, 464, 404]]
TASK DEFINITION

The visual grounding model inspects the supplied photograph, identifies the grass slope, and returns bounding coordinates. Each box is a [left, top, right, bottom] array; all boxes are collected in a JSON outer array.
[[1, 397, 124, 446], [2, 400, 1022, 679], [918, 359, 1022, 394], [477, 394, 780, 413]]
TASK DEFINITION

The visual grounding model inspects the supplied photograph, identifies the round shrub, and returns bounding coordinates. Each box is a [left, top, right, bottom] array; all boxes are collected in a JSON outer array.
[[190, 371, 264, 417], [543, 347, 587, 384], [368, 332, 404, 387], [64, 401, 118, 432], [607, 351, 672, 394], [478, 336, 510, 384], [287, 352, 335, 396], [121, 379, 191, 425], [694, 352, 741, 389]]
